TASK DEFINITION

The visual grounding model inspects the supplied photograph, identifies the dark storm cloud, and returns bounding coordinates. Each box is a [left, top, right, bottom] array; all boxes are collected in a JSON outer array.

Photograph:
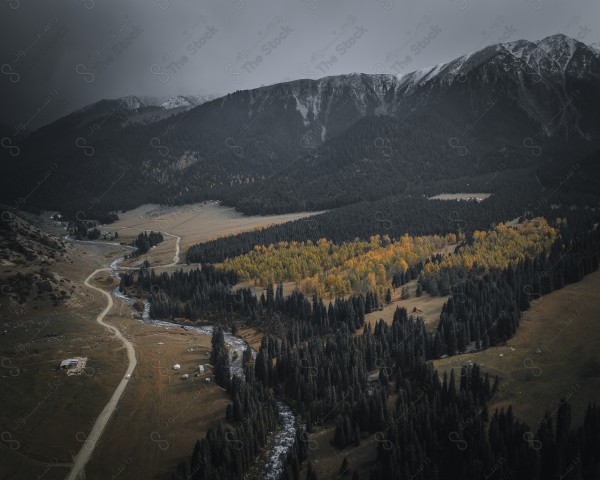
[[0, 0, 598, 131]]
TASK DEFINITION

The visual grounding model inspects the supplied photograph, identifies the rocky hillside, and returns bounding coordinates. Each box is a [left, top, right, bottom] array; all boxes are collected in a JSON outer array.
[[0, 210, 79, 307]]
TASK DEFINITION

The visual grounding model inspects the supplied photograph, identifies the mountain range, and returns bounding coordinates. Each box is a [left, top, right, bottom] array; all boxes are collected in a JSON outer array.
[[2, 33, 599, 218]]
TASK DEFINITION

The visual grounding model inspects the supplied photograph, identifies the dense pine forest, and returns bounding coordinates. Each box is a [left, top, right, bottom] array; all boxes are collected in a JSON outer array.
[[254, 320, 600, 479], [186, 168, 600, 266], [173, 326, 290, 480], [139, 220, 600, 359], [116, 216, 600, 479], [169, 276, 600, 479], [183, 150, 600, 268]]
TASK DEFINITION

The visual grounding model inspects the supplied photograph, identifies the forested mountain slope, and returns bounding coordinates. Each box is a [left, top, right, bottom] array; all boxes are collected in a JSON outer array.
[[2, 34, 599, 219]]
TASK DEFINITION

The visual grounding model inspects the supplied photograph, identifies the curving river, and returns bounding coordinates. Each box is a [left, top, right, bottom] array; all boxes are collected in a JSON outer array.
[[109, 256, 298, 480]]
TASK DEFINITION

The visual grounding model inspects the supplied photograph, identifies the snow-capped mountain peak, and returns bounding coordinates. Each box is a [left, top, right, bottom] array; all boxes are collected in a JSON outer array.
[[161, 95, 195, 109], [499, 33, 597, 76], [395, 33, 598, 93], [503, 39, 537, 59], [538, 33, 578, 51], [231, 33, 597, 142], [537, 33, 578, 67]]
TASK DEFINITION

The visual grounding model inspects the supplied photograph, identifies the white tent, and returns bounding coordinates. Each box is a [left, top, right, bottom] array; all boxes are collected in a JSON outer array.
[[173, 364, 181, 370], [198, 365, 205, 373], [60, 359, 78, 369]]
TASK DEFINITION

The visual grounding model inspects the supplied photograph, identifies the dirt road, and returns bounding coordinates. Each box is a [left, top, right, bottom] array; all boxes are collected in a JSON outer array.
[[163, 232, 180, 266], [65, 267, 137, 480], [66, 230, 182, 479]]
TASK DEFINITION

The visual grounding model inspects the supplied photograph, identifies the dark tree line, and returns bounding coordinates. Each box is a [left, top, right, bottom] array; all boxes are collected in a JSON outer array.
[[69, 219, 98, 240], [211, 326, 231, 390], [372, 388, 600, 479], [172, 371, 293, 480], [185, 151, 600, 266], [68, 219, 119, 240], [255, 327, 390, 433], [119, 265, 238, 319], [186, 182, 600, 265], [250, 308, 600, 480], [130, 230, 164, 256], [122, 261, 390, 340], [172, 327, 309, 480], [427, 226, 600, 356], [391, 262, 422, 289]]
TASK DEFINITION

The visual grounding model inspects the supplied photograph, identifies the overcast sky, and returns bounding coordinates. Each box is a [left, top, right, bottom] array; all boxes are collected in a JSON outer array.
[[1, 0, 598, 131]]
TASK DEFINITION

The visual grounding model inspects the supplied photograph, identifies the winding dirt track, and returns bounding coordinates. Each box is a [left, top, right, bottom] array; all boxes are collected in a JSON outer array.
[[65, 267, 137, 480], [65, 234, 180, 480], [163, 232, 180, 266]]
